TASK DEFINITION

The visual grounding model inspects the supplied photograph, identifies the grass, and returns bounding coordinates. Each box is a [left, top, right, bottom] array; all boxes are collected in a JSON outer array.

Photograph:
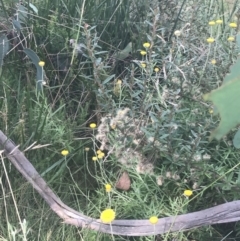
[[1, 0, 240, 240]]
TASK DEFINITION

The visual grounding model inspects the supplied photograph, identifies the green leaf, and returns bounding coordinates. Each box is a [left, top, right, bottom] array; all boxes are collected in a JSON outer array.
[[23, 48, 43, 91], [17, 4, 28, 22], [12, 20, 22, 32], [102, 74, 115, 85], [113, 42, 132, 61], [23, 48, 40, 68], [223, 54, 240, 84], [29, 3, 38, 15], [0, 35, 9, 67], [233, 129, 240, 149], [236, 33, 240, 50], [203, 59, 240, 140]]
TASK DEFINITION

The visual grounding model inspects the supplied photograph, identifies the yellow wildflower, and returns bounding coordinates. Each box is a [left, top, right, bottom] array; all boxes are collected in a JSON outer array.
[[183, 190, 193, 197], [85, 147, 90, 152], [216, 19, 223, 24], [141, 63, 146, 68], [100, 209, 116, 223], [154, 67, 160, 72], [207, 37, 215, 44], [105, 184, 112, 192], [149, 216, 158, 224], [38, 61, 45, 67], [229, 22, 237, 28], [140, 50, 147, 56], [211, 59, 216, 65], [116, 79, 122, 84], [207, 37, 215, 43], [113, 79, 122, 96], [209, 109, 214, 114], [208, 21, 215, 26], [61, 150, 69, 156], [89, 123, 97, 129], [97, 152, 105, 159], [110, 124, 116, 129], [92, 156, 98, 161], [227, 36, 235, 42], [143, 42, 150, 48]]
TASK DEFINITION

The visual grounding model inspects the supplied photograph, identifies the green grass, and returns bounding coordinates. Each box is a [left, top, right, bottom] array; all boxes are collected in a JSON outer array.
[[1, 0, 240, 240]]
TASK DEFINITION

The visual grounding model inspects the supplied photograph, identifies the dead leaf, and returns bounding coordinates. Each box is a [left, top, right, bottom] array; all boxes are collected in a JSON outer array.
[[115, 171, 131, 191]]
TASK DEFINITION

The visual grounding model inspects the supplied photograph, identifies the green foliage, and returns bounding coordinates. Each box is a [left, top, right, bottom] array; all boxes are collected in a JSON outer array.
[[204, 56, 240, 140], [23, 48, 44, 91], [112, 42, 132, 60], [0, 35, 9, 68], [233, 129, 240, 148], [1, 0, 240, 240]]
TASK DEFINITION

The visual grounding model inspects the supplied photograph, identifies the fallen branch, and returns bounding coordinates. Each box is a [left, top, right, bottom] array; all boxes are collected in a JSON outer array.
[[1, 130, 240, 236]]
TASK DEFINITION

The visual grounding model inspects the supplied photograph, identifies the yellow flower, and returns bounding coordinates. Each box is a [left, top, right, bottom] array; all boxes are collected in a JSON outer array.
[[105, 183, 112, 192], [211, 59, 216, 65], [206, 37, 215, 43], [85, 147, 90, 151], [38, 61, 45, 67], [92, 156, 98, 161], [209, 109, 214, 114], [183, 190, 193, 197], [149, 216, 158, 224], [97, 152, 105, 159], [110, 124, 116, 129], [89, 123, 97, 129], [229, 22, 237, 28], [113, 79, 122, 96], [141, 63, 146, 68], [143, 42, 150, 48], [116, 79, 122, 84], [61, 150, 69, 156], [228, 36, 235, 42], [100, 209, 115, 223], [140, 50, 147, 56], [97, 150, 102, 155], [154, 67, 160, 72], [216, 19, 223, 24], [208, 21, 215, 26]]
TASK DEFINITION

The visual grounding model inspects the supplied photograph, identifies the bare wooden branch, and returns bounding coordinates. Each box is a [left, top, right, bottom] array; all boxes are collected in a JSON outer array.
[[1, 130, 240, 236]]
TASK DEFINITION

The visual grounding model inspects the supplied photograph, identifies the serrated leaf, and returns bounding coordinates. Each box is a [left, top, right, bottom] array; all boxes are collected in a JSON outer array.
[[0, 35, 9, 67], [233, 129, 240, 149], [203, 61, 240, 140], [23, 48, 43, 91]]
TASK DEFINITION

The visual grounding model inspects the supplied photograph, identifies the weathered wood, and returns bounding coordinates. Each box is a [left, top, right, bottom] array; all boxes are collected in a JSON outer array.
[[1, 130, 240, 236]]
